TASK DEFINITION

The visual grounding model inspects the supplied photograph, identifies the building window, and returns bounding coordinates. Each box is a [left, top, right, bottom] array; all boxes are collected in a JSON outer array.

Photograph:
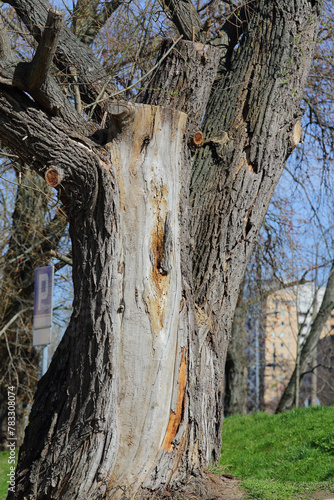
[[280, 354, 284, 360], [280, 332, 285, 338], [281, 321, 285, 326], [272, 332, 276, 337], [279, 375, 284, 382], [280, 342, 284, 348]]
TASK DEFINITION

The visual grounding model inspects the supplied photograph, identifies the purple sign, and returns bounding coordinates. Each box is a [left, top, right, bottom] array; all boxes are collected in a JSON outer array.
[[33, 266, 54, 345]]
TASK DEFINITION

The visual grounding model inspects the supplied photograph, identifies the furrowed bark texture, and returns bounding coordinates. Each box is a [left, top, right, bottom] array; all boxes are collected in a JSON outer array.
[[143, 0, 321, 467], [188, 0, 321, 456], [0, 87, 120, 499], [138, 40, 229, 480], [7, 0, 117, 117], [0, 166, 66, 449]]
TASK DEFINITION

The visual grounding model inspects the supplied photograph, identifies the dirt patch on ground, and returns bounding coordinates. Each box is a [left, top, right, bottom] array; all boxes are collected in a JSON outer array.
[[300, 492, 334, 500], [144, 471, 249, 500], [138, 475, 334, 500], [176, 471, 247, 499]]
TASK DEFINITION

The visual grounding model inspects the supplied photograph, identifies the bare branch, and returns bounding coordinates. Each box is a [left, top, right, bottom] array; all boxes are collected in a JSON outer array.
[[160, 0, 206, 42], [0, 10, 88, 133], [49, 249, 73, 266], [86, 35, 183, 113], [7, 0, 118, 118], [0, 308, 30, 340], [26, 8, 64, 90], [80, 0, 124, 46], [0, 18, 12, 61]]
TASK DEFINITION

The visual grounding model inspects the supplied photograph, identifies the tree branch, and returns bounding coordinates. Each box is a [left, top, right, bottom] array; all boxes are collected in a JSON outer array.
[[160, 0, 206, 42], [26, 8, 64, 90], [0, 17, 12, 61], [49, 249, 73, 266], [277, 260, 334, 412], [79, 0, 124, 46], [7, 0, 118, 119], [0, 308, 31, 340], [0, 12, 88, 133]]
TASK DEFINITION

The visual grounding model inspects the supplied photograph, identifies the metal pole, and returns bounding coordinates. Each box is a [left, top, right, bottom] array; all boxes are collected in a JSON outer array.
[[255, 319, 259, 411], [42, 345, 48, 376]]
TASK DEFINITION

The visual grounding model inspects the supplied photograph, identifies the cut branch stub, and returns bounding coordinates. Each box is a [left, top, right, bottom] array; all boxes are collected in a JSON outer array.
[[107, 101, 135, 140], [26, 8, 64, 90], [45, 166, 64, 187], [291, 120, 303, 148], [189, 130, 204, 148]]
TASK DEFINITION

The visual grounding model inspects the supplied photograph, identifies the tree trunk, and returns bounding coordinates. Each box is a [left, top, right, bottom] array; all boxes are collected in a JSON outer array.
[[224, 282, 248, 416], [277, 261, 334, 413], [0, 166, 66, 450], [0, 0, 322, 498]]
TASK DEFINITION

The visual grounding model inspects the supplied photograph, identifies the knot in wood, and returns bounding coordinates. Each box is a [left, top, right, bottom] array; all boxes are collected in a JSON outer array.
[[190, 130, 204, 148], [45, 167, 63, 187]]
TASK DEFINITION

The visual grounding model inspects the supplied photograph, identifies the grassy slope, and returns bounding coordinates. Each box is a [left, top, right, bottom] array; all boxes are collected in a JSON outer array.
[[219, 406, 334, 500], [0, 450, 12, 499], [1, 407, 333, 499]]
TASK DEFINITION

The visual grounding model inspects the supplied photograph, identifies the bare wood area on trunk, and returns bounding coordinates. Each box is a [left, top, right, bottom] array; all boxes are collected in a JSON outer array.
[[106, 105, 188, 498]]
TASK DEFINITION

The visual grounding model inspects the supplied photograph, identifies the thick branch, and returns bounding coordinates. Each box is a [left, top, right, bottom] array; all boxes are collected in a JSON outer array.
[[211, 0, 257, 51], [26, 8, 63, 89], [0, 85, 100, 216], [7, 0, 117, 118], [0, 11, 88, 133], [78, 0, 124, 46], [138, 39, 221, 132], [160, 0, 206, 42]]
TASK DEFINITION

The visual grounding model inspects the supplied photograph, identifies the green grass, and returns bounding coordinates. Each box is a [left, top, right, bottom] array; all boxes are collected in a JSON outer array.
[[219, 406, 334, 499], [0, 449, 18, 500], [1, 407, 334, 499]]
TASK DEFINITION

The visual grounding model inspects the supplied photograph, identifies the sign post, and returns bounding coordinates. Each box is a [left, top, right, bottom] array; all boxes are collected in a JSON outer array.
[[33, 266, 54, 375]]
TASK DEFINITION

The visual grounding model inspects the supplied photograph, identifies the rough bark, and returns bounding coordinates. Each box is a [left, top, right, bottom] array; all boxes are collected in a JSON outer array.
[[139, 39, 227, 469], [0, 84, 120, 499], [7, 0, 118, 117], [0, 166, 66, 449], [189, 0, 321, 439], [224, 282, 248, 417], [276, 261, 334, 413], [0, 0, 322, 498]]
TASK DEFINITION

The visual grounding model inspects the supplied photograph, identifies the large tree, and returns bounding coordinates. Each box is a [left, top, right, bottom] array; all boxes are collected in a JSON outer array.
[[1, 0, 321, 498]]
